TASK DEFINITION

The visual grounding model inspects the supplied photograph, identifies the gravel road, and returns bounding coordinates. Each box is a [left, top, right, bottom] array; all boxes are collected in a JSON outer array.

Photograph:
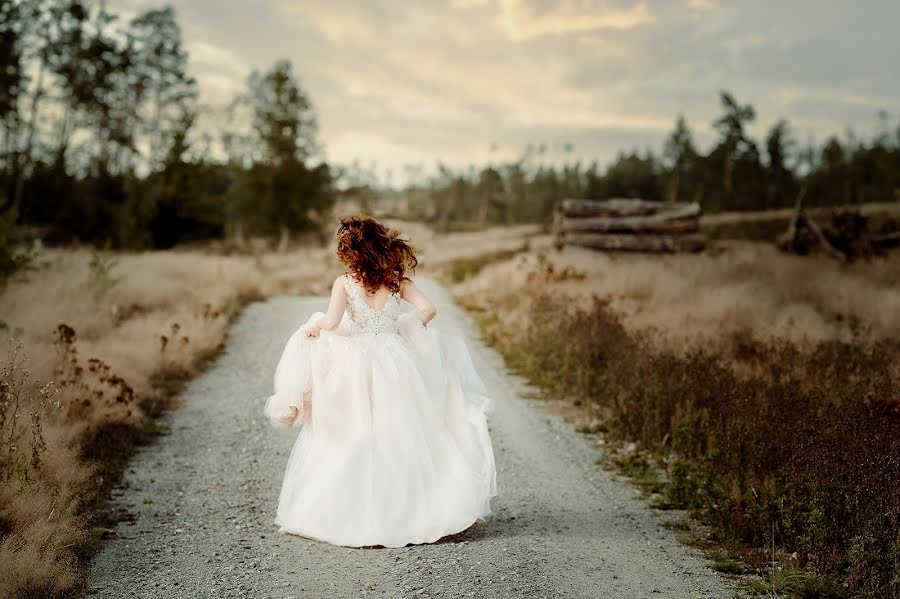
[[89, 278, 736, 598]]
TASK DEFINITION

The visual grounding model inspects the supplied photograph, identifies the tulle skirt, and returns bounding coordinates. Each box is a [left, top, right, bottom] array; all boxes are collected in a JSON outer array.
[[264, 310, 497, 548]]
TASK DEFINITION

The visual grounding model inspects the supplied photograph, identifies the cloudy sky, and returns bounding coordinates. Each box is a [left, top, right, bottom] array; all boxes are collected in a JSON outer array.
[[109, 0, 899, 184]]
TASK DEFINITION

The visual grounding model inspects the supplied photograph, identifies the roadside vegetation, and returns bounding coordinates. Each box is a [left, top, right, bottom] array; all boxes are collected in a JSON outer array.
[[450, 245, 900, 598], [0, 244, 337, 596]]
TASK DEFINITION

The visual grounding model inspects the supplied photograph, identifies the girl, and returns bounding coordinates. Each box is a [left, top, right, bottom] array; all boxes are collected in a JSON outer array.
[[264, 215, 497, 548]]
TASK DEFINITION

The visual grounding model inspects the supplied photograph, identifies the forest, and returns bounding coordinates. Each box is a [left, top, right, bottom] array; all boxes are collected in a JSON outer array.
[[2, 0, 899, 265], [0, 1, 330, 259]]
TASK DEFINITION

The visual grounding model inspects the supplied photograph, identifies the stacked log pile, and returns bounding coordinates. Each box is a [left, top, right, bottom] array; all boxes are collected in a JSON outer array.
[[553, 198, 705, 253]]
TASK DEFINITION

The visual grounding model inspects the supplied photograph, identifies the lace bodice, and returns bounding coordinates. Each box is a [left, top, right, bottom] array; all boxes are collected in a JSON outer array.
[[343, 275, 401, 335]]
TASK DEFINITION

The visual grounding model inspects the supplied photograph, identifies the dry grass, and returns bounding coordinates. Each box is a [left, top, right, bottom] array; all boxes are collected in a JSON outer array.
[[455, 240, 900, 350], [0, 243, 338, 597], [447, 241, 900, 597], [2, 216, 896, 596], [1, 247, 339, 390]]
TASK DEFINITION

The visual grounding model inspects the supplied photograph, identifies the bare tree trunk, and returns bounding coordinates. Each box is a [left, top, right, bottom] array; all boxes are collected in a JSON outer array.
[[0, 115, 16, 209], [52, 102, 73, 173], [278, 224, 290, 252], [666, 167, 680, 204], [694, 183, 704, 207], [722, 147, 734, 206], [477, 194, 489, 227], [12, 61, 45, 215]]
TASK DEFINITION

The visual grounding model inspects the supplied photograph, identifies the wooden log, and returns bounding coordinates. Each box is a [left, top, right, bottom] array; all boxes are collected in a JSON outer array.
[[803, 212, 847, 262], [563, 232, 706, 253], [558, 207, 700, 234], [558, 198, 699, 218], [874, 230, 900, 250], [778, 206, 849, 262], [559, 216, 699, 234]]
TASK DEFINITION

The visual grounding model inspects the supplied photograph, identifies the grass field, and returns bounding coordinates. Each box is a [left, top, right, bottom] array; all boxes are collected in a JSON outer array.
[[443, 234, 899, 597], [454, 238, 900, 349]]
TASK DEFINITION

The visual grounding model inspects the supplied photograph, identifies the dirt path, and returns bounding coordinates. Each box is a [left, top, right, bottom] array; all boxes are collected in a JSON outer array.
[[89, 279, 736, 598]]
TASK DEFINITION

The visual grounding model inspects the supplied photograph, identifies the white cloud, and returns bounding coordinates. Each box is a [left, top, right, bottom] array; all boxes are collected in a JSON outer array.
[[184, 41, 249, 103], [497, 0, 655, 40], [187, 41, 242, 69], [689, 0, 716, 11], [273, 1, 380, 44]]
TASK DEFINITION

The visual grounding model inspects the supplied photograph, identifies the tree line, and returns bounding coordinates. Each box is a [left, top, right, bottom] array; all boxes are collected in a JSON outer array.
[[403, 93, 900, 229], [0, 0, 331, 256], [2, 1, 898, 257]]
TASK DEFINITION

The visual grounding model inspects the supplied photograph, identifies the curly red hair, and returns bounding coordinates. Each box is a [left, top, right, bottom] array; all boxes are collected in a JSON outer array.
[[336, 215, 417, 293]]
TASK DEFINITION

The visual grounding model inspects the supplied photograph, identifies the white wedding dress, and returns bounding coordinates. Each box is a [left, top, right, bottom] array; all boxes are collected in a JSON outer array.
[[264, 276, 497, 548]]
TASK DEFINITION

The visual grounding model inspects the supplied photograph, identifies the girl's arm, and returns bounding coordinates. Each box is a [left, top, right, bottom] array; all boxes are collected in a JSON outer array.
[[400, 278, 437, 326], [308, 276, 347, 337]]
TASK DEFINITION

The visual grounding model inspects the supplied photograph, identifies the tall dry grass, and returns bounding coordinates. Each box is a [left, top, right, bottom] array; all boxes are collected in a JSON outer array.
[[0, 243, 338, 597], [452, 246, 900, 597], [455, 240, 900, 349]]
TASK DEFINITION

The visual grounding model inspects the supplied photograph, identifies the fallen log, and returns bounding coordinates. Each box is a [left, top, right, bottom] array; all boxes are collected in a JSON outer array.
[[558, 198, 699, 218], [874, 230, 900, 250], [563, 232, 706, 253], [805, 212, 848, 262], [776, 201, 900, 261], [562, 216, 700, 234], [557, 210, 700, 235]]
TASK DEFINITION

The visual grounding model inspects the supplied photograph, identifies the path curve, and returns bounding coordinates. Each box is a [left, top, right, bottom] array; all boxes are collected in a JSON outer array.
[[89, 279, 735, 598]]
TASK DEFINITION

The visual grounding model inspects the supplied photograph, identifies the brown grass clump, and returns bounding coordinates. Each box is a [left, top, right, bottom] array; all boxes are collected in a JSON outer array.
[[468, 260, 900, 597], [0, 344, 86, 597], [0, 483, 84, 597]]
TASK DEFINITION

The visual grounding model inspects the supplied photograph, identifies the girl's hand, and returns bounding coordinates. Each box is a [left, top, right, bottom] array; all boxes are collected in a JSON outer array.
[[306, 325, 321, 338]]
